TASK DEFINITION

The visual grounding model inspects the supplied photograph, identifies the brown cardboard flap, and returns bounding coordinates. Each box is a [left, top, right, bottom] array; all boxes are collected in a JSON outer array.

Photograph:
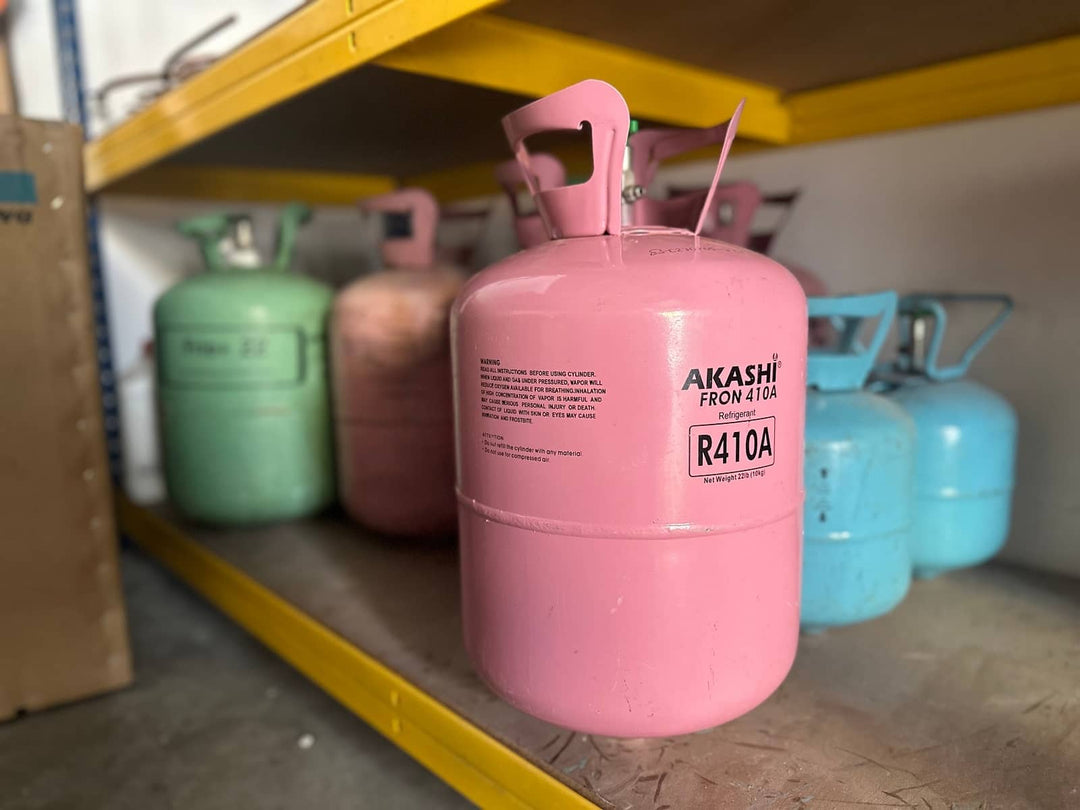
[[0, 116, 132, 719]]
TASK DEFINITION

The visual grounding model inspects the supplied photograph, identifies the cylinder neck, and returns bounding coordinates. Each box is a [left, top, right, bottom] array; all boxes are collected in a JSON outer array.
[[902, 314, 931, 375], [220, 217, 262, 269], [178, 202, 309, 273]]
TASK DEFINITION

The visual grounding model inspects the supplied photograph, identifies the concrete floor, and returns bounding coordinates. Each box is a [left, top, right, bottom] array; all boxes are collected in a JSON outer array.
[[0, 548, 473, 810]]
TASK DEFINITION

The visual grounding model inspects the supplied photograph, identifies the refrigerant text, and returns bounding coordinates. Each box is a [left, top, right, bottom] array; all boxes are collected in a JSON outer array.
[[689, 417, 776, 479], [479, 359, 606, 424], [696, 385, 775, 406]]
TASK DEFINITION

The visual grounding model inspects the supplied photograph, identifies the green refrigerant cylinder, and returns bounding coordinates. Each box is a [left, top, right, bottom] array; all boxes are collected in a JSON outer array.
[[155, 203, 335, 525]]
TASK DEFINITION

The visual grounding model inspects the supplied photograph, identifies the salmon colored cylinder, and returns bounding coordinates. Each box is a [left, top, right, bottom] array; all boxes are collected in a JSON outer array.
[[332, 189, 464, 536], [453, 81, 807, 736]]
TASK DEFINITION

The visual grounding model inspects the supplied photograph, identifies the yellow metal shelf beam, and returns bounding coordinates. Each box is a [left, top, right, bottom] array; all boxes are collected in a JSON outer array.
[[118, 498, 596, 810], [90, 0, 351, 155], [105, 166, 396, 205], [84, 0, 1080, 202], [788, 35, 1080, 144], [84, 0, 499, 192], [411, 36, 1080, 203], [376, 13, 790, 143], [404, 159, 515, 204]]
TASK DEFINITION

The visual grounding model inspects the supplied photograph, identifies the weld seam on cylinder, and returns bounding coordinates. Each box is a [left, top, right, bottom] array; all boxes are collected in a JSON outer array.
[[456, 491, 800, 539], [806, 527, 911, 544], [915, 488, 1011, 500]]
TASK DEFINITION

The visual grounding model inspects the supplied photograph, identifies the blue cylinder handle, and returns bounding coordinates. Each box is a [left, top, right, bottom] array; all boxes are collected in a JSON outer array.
[[899, 293, 1013, 381], [807, 291, 897, 392]]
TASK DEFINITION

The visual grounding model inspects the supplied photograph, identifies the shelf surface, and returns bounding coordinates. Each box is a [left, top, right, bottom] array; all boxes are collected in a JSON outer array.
[[122, 501, 1080, 809], [87, 0, 1080, 201]]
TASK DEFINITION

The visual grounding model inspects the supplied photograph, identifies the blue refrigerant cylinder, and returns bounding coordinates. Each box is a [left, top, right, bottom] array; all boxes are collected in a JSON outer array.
[[802, 292, 916, 632], [883, 294, 1017, 579]]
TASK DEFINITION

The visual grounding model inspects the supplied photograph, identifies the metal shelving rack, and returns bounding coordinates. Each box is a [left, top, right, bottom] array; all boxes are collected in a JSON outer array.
[[79, 3, 1080, 806], [85, 1, 1080, 203]]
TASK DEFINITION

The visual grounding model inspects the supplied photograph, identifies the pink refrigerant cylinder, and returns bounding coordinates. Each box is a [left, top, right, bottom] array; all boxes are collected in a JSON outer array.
[[453, 81, 808, 737], [332, 188, 464, 536], [495, 153, 566, 249]]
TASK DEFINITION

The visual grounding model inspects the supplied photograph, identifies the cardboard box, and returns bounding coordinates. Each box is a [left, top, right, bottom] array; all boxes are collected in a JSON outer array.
[[0, 116, 132, 719]]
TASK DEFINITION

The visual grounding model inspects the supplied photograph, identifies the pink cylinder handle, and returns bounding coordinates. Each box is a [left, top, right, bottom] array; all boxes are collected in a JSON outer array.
[[692, 101, 744, 236], [659, 182, 765, 246], [495, 153, 566, 197], [629, 119, 733, 189], [626, 105, 746, 235], [502, 79, 629, 239], [495, 153, 566, 249], [359, 188, 438, 269], [699, 181, 763, 246], [631, 189, 710, 232]]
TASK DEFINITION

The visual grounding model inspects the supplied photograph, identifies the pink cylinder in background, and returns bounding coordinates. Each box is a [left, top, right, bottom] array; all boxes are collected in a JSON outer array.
[[332, 189, 464, 536], [495, 153, 566, 249]]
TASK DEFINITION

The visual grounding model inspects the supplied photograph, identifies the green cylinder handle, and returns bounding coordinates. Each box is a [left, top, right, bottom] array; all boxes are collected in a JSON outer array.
[[178, 202, 311, 272], [273, 202, 312, 272], [177, 212, 234, 272]]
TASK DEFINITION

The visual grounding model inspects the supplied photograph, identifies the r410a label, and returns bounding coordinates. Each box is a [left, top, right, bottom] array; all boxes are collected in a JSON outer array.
[[689, 417, 775, 477]]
